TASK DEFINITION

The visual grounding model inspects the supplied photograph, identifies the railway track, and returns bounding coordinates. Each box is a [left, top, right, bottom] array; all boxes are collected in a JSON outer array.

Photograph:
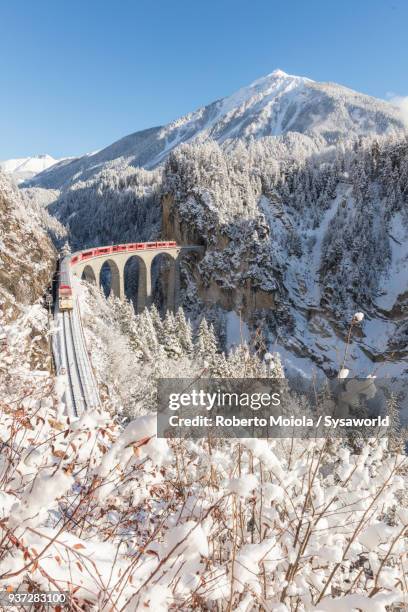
[[54, 264, 100, 417], [53, 241, 201, 416], [62, 311, 86, 416], [60, 311, 77, 416]]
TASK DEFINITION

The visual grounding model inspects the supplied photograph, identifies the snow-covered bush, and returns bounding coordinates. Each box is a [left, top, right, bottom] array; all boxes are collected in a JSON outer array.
[[1, 381, 407, 609], [1, 290, 407, 611]]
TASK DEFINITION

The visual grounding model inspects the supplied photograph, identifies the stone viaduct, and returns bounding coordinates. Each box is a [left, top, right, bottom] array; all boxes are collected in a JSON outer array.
[[70, 242, 203, 312]]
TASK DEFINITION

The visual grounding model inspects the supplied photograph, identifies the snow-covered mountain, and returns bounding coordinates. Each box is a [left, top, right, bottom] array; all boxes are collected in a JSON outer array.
[[28, 69, 406, 189], [162, 136, 408, 376], [20, 70, 408, 376], [0, 154, 60, 183]]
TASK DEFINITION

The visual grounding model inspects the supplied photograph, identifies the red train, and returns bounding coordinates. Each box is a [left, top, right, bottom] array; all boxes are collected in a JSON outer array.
[[58, 256, 74, 310], [70, 241, 177, 266], [59, 284, 73, 310], [59, 243, 177, 310]]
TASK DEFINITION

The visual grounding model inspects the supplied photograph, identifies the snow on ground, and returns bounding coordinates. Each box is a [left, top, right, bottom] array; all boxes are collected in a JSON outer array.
[[270, 341, 319, 378], [376, 212, 408, 310], [306, 184, 352, 303], [260, 184, 408, 377], [278, 183, 351, 309], [290, 311, 407, 377], [2, 272, 407, 609], [225, 310, 250, 349]]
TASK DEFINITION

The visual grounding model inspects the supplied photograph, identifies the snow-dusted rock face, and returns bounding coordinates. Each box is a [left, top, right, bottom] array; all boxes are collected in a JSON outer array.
[[0, 172, 55, 344], [162, 144, 279, 314], [0, 182, 55, 373], [162, 136, 408, 375], [27, 70, 405, 189]]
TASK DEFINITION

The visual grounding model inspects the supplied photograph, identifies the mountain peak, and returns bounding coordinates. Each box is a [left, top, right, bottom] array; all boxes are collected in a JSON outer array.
[[28, 71, 406, 189], [0, 154, 60, 183], [271, 68, 288, 77], [244, 69, 314, 98], [250, 68, 312, 85]]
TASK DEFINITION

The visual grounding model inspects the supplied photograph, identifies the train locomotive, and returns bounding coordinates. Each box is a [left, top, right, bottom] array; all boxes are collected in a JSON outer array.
[[58, 257, 74, 311]]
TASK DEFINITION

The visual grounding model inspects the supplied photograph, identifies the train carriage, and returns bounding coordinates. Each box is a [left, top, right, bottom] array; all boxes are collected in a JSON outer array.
[[61, 242, 179, 310], [58, 257, 74, 311], [69, 241, 178, 265]]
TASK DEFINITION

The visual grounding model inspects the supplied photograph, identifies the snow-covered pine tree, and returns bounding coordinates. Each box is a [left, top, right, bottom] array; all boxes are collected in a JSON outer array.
[[115, 298, 137, 340], [194, 318, 218, 366], [131, 309, 158, 362], [160, 311, 183, 359], [225, 343, 268, 377], [149, 303, 163, 337], [208, 351, 232, 377], [175, 307, 194, 354], [62, 241, 71, 256]]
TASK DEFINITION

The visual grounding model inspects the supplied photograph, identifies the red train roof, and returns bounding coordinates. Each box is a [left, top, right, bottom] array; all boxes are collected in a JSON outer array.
[[70, 242, 178, 264]]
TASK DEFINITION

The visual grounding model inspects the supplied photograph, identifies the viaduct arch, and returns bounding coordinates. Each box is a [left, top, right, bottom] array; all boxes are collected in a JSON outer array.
[[70, 243, 203, 312]]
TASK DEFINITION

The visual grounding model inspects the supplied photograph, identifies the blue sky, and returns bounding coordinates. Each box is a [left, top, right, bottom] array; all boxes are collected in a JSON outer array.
[[1, 0, 407, 159]]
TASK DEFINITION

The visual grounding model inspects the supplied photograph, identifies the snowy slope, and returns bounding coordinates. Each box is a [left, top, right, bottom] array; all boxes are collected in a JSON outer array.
[[160, 136, 408, 377], [28, 69, 406, 189], [0, 171, 55, 347], [0, 154, 61, 183], [259, 181, 408, 375], [376, 213, 408, 311]]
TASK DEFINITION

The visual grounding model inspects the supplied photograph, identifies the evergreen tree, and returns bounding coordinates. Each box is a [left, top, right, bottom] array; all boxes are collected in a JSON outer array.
[[161, 311, 183, 358], [195, 318, 218, 364], [175, 307, 194, 354], [62, 241, 71, 256], [116, 299, 137, 340], [209, 351, 232, 377], [150, 303, 163, 337]]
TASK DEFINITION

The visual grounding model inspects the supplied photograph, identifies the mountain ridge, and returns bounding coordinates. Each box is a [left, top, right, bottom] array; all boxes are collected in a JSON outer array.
[[27, 70, 406, 189], [16, 71, 408, 377]]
